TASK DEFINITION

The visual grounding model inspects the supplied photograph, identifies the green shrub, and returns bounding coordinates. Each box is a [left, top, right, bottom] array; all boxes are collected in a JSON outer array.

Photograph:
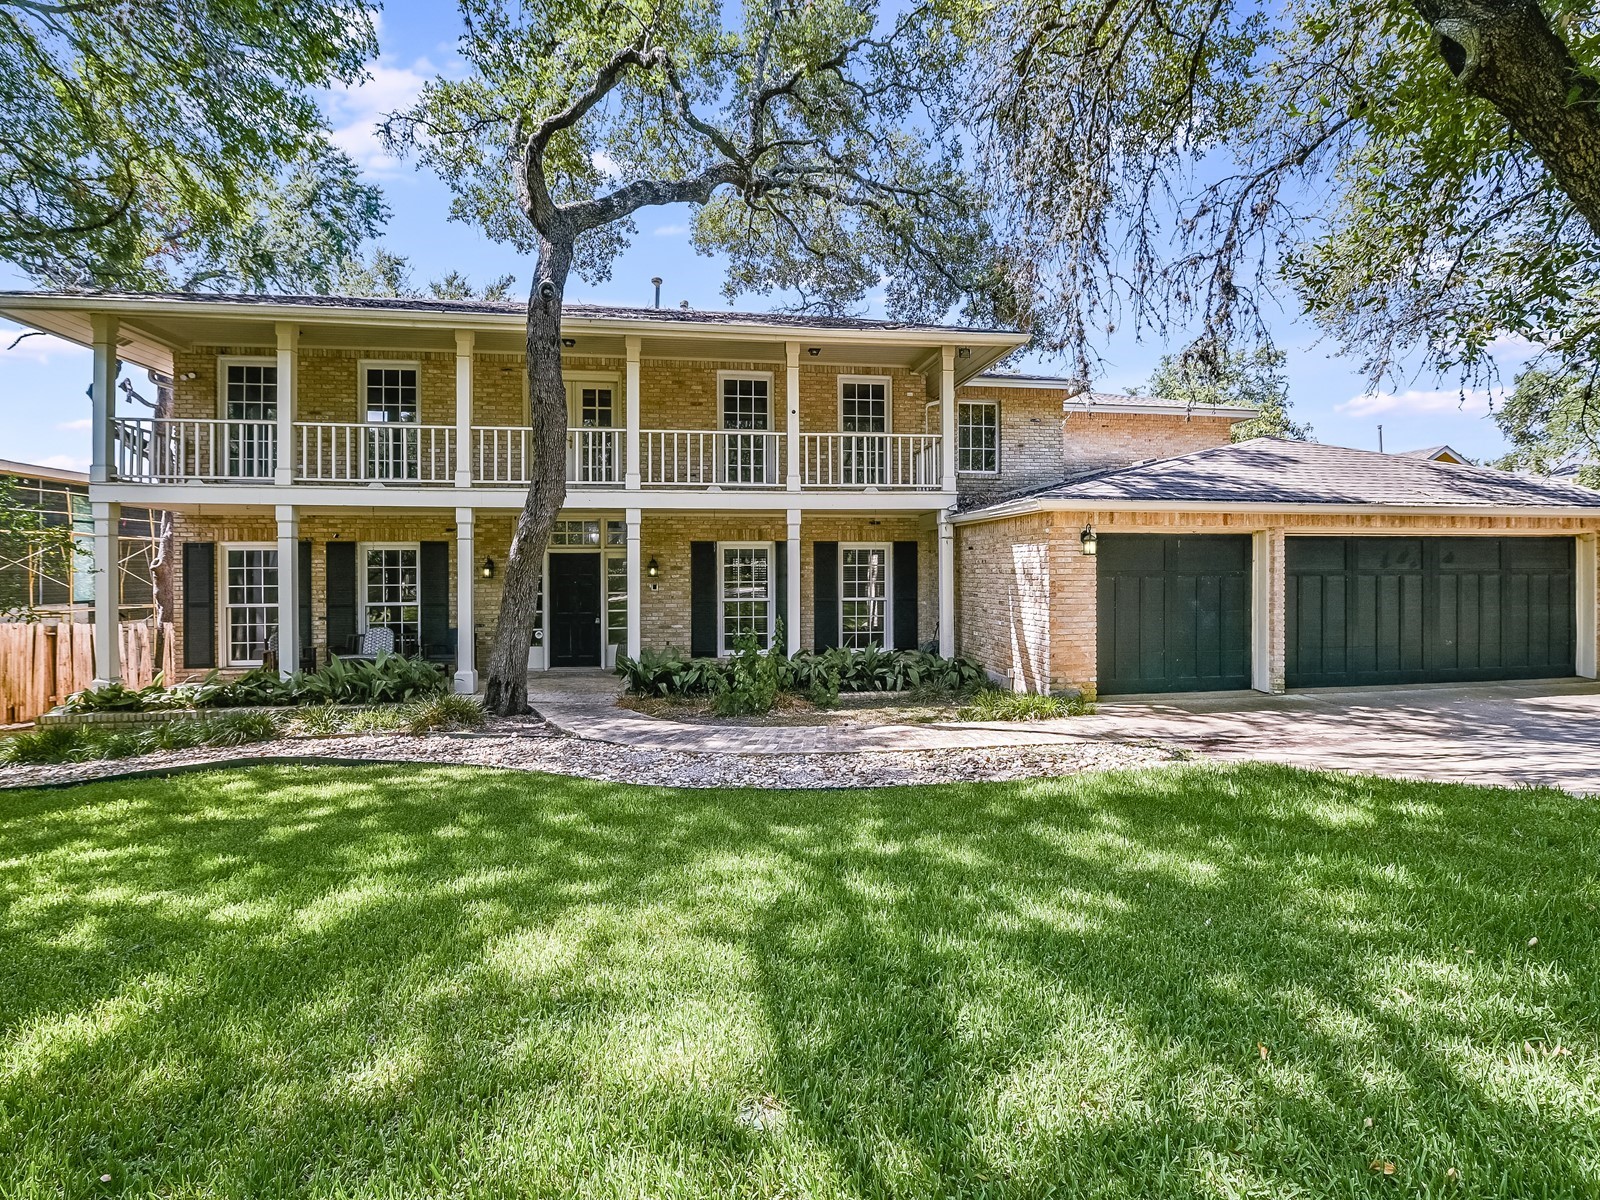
[[195, 711, 284, 746], [340, 707, 410, 735], [399, 693, 486, 734], [711, 633, 780, 716], [956, 689, 1094, 722], [287, 702, 344, 738], [0, 725, 88, 764]]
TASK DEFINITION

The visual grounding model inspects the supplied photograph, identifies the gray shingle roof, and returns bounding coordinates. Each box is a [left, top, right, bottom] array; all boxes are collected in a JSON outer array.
[[0, 290, 1016, 335], [1011, 438, 1600, 509]]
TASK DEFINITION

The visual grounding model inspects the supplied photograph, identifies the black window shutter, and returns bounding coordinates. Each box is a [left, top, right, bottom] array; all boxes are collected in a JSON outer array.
[[893, 540, 919, 650], [420, 542, 450, 656], [690, 541, 718, 657], [813, 541, 839, 650], [325, 541, 358, 656], [774, 541, 788, 640], [182, 542, 215, 668], [297, 539, 313, 669]]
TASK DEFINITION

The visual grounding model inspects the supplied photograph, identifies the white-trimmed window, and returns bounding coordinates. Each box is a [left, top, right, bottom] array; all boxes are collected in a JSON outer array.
[[224, 545, 278, 666], [957, 401, 1000, 474], [719, 372, 774, 484], [565, 375, 620, 483], [839, 376, 890, 485], [840, 544, 890, 649], [361, 360, 420, 481], [362, 544, 420, 655], [719, 543, 773, 652], [218, 357, 277, 479]]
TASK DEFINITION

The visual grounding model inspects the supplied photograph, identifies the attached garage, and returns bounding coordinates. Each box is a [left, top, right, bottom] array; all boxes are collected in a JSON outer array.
[[1287, 537, 1576, 687], [1097, 534, 1252, 694]]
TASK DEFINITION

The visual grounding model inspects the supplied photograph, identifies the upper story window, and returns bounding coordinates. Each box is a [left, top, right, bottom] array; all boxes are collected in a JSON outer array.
[[840, 377, 889, 433], [721, 373, 770, 431], [566, 379, 616, 428], [219, 358, 277, 479], [957, 401, 1000, 474], [362, 362, 419, 424]]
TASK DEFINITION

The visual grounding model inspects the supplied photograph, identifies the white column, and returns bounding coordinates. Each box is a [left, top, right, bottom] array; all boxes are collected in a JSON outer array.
[[625, 507, 643, 658], [938, 511, 955, 658], [786, 342, 802, 491], [274, 322, 298, 487], [1577, 533, 1598, 679], [1251, 528, 1286, 694], [89, 314, 118, 484], [455, 330, 474, 487], [625, 335, 642, 489], [91, 501, 121, 686], [786, 508, 802, 655], [275, 505, 300, 680], [455, 506, 479, 693], [940, 345, 957, 494]]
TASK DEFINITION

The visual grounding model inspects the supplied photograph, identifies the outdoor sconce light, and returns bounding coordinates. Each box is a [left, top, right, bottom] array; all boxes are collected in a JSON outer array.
[[481, 557, 496, 579], [807, 346, 821, 357], [1079, 523, 1098, 556], [561, 337, 576, 348], [647, 558, 659, 578], [957, 346, 972, 359]]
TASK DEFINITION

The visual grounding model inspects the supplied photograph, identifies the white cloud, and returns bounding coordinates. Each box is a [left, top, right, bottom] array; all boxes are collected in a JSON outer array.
[[38, 454, 90, 473], [0, 330, 90, 366], [591, 151, 621, 179], [322, 56, 435, 177], [1337, 388, 1498, 418], [652, 224, 689, 237], [56, 418, 91, 432]]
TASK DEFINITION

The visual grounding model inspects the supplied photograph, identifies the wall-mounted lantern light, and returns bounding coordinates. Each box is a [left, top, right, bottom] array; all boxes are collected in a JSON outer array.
[[807, 347, 821, 357], [1079, 523, 1098, 556], [481, 557, 496, 578], [560, 337, 576, 348], [647, 557, 659, 578]]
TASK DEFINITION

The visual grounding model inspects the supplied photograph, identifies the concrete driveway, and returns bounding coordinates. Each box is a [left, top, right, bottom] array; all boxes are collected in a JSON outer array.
[[1076, 679, 1600, 794]]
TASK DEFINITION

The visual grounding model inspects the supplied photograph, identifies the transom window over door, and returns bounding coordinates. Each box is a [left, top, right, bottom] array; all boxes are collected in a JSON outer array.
[[840, 545, 889, 648], [363, 546, 420, 655], [721, 374, 772, 485], [224, 547, 277, 665], [720, 544, 772, 651], [363, 363, 419, 480], [957, 401, 999, 474], [840, 378, 889, 485], [222, 360, 277, 479]]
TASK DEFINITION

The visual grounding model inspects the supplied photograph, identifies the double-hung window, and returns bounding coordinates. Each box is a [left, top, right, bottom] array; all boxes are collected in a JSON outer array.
[[363, 545, 420, 655], [957, 401, 999, 474], [840, 544, 890, 648], [220, 359, 277, 479], [840, 377, 889, 485], [720, 373, 772, 485], [224, 546, 278, 666], [719, 544, 772, 652], [362, 362, 420, 480]]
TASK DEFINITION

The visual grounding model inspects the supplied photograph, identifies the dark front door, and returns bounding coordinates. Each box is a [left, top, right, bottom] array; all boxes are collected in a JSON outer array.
[[1096, 534, 1253, 695], [548, 552, 603, 667], [1287, 537, 1575, 687]]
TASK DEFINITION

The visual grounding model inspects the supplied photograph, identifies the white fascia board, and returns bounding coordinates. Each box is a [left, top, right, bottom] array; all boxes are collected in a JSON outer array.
[[1066, 401, 1258, 419], [950, 497, 1600, 525]]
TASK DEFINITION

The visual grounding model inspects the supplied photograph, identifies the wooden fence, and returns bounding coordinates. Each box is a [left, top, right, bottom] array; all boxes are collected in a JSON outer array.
[[0, 619, 175, 724]]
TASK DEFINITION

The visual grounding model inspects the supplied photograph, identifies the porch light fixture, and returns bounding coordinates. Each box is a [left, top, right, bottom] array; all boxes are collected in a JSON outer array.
[[957, 346, 972, 359], [481, 557, 496, 578], [647, 557, 659, 578], [807, 347, 821, 357], [1079, 523, 1098, 556], [561, 337, 576, 348]]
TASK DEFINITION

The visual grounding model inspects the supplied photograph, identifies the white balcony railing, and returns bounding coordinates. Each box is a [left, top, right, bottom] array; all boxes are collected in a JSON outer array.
[[801, 433, 942, 489], [640, 429, 786, 487], [112, 418, 277, 482], [474, 427, 624, 486], [295, 422, 456, 484]]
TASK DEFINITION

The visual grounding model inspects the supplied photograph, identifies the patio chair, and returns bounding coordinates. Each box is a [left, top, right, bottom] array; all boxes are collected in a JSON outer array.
[[338, 627, 395, 663]]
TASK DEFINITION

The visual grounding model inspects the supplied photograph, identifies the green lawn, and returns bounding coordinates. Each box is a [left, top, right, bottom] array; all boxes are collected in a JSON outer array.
[[2, 764, 1597, 1198]]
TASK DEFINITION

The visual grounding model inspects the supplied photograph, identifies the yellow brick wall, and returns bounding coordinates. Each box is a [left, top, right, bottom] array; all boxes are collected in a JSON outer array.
[[1064, 410, 1239, 475], [952, 385, 1067, 503], [954, 512, 1054, 691]]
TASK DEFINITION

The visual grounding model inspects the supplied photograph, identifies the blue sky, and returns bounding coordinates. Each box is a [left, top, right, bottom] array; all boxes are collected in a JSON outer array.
[[0, 1, 1524, 472]]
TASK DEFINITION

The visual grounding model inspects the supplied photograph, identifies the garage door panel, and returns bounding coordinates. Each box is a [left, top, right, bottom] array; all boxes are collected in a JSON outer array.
[[1287, 537, 1574, 687]]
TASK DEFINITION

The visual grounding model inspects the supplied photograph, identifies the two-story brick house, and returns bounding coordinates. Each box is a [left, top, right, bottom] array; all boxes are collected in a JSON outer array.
[[5, 290, 1599, 701]]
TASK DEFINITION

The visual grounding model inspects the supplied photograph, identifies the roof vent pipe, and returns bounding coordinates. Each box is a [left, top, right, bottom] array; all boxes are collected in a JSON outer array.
[[651, 277, 662, 309]]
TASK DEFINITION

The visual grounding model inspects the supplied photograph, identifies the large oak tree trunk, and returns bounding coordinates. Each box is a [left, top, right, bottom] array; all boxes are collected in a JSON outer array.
[[1414, 0, 1600, 235], [482, 236, 574, 716]]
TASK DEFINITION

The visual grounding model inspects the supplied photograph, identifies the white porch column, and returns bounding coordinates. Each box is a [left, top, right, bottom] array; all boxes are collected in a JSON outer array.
[[454, 507, 479, 693], [455, 330, 475, 487], [625, 335, 642, 489], [91, 501, 121, 686], [940, 346, 957, 493], [625, 507, 643, 658], [274, 322, 299, 487], [1577, 533, 1598, 679], [1251, 528, 1286, 694], [786, 342, 802, 491], [275, 505, 300, 680], [89, 314, 118, 484], [786, 508, 802, 655], [938, 511, 955, 658]]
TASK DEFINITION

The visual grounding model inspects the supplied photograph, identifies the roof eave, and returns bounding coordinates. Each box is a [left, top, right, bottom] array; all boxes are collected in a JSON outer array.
[[952, 497, 1600, 525]]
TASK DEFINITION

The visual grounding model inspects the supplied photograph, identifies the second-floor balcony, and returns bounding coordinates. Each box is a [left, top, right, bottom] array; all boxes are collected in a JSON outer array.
[[109, 419, 945, 492]]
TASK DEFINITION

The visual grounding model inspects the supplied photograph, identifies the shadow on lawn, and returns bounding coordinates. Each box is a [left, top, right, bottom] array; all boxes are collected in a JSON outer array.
[[1, 763, 1596, 1197]]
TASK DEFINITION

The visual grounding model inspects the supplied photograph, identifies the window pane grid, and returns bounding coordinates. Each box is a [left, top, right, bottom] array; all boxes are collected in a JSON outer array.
[[721, 546, 771, 649], [365, 367, 419, 424], [840, 547, 887, 649], [225, 363, 277, 478], [957, 401, 999, 473], [363, 547, 419, 655], [225, 548, 278, 664]]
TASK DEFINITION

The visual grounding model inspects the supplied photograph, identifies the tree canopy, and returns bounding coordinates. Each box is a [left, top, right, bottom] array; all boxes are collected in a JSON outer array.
[[1141, 346, 1312, 442], [1, 0, 388, 290]]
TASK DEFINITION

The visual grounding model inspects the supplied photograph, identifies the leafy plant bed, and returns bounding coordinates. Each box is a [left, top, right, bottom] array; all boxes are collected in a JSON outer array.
[[617, 689, 974, 727]]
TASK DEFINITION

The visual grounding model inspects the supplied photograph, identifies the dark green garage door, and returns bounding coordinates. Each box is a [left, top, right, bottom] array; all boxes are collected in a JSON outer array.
[[1287, 537, 1575, 687], [1097, 535, 1252, 695]]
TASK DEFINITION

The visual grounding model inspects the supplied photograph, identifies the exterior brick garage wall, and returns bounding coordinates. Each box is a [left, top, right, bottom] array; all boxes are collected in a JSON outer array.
[[1063, 410, 1240, 476], [957, 507, 1600, 696]]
